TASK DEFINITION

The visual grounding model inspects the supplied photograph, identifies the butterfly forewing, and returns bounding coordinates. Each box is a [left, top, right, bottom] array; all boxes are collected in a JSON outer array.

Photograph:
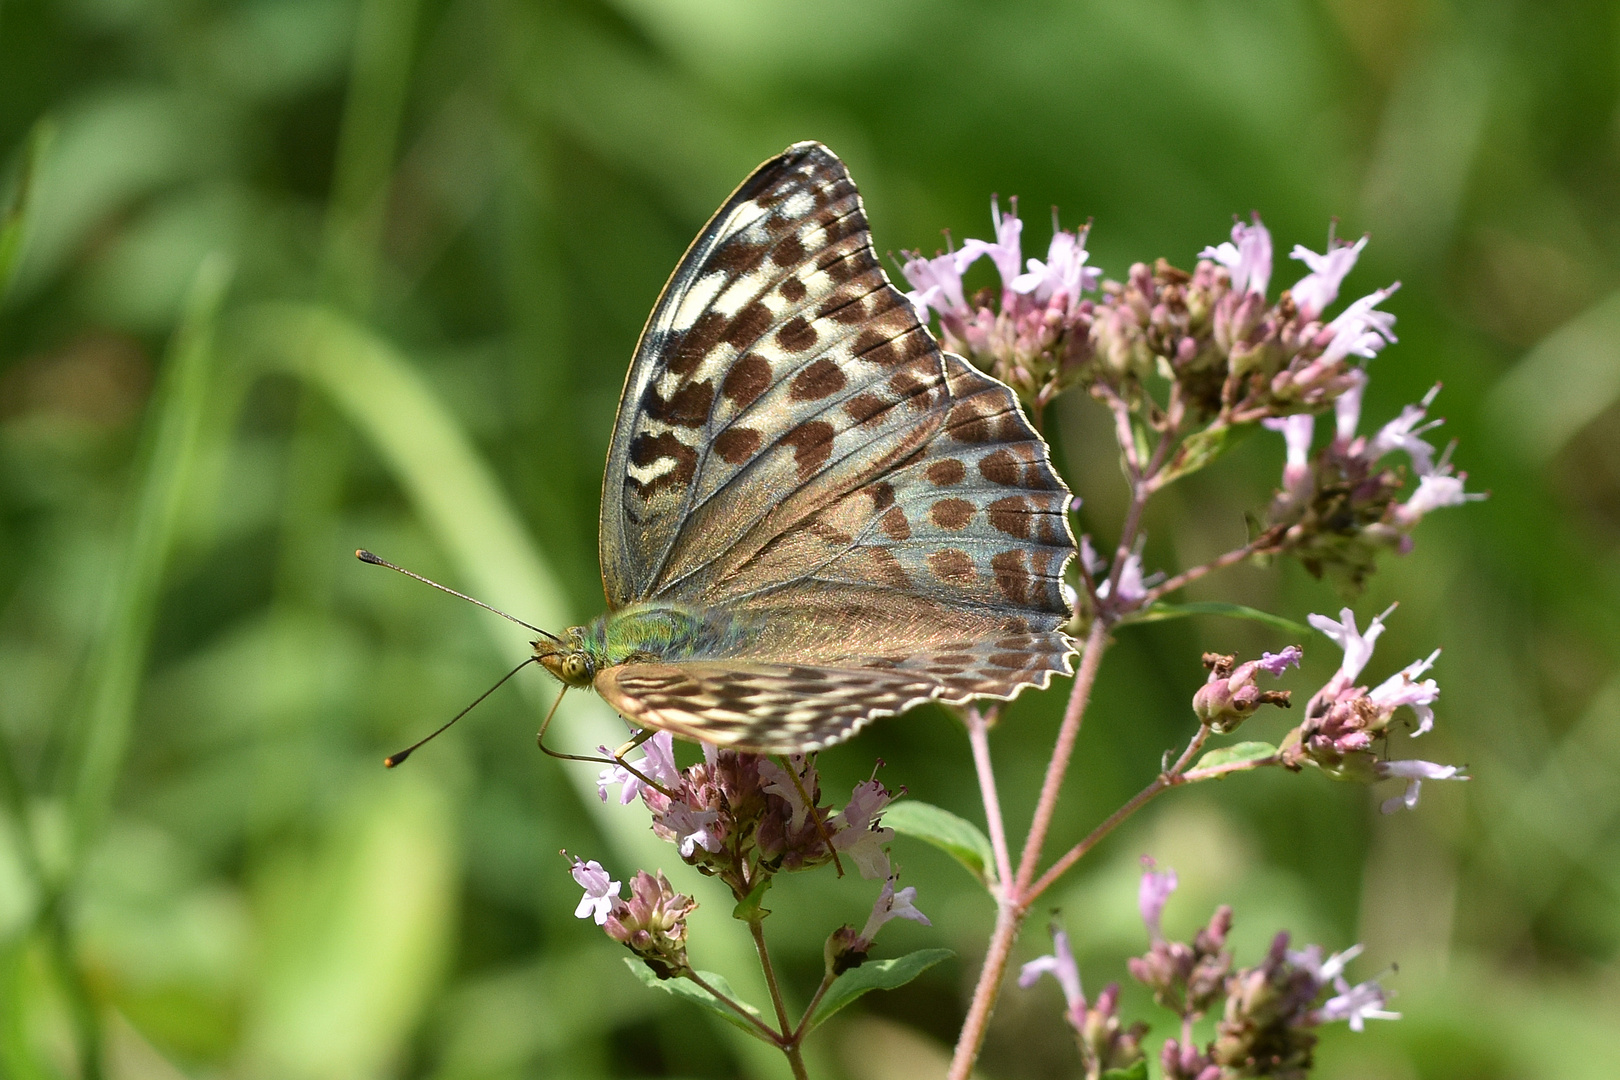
[[601, 144, 896, 605], [595, 142, 1078, 750]]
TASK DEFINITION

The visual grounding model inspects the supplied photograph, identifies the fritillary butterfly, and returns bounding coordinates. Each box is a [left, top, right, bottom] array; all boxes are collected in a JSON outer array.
[[536, 142, 1077, 752]]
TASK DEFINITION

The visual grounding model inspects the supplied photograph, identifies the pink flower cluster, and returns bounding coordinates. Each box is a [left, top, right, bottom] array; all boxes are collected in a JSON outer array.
[[1022, 859, 1399, 1078], [1284, 607, 1467, 812], [575, 733, 927, 978]]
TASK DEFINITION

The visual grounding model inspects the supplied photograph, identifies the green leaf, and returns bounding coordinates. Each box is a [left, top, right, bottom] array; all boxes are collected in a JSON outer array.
[[806, 949, 953, 1032], [0, 120, 52, 301], [1102, 1061, 1150, 1080], [625, 960, 774, 1042], [732, 876, 773, 921], [882, 801, 995, 886], [1157, 422, 1253, 487], [1196, 741, 1278, 771], [1129, 601, 1307, 636]]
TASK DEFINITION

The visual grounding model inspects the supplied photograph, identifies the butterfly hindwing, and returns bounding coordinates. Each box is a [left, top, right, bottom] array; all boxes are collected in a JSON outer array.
[[595, 661, 946, 753]]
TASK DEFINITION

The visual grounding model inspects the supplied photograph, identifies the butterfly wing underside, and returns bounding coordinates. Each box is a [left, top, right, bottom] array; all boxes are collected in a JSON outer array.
[[597, 142, 1077, 749]]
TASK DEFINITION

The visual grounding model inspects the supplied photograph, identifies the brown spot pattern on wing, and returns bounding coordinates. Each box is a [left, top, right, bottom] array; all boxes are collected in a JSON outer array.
[[599, 144, 1075, 730]]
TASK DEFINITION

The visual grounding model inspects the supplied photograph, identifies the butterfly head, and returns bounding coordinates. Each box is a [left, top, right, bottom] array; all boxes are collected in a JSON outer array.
[[533, 627, 597, 688]]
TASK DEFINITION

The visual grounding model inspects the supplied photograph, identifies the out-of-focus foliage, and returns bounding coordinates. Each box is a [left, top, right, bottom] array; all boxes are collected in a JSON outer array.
[[1, 1, 1617, 1077]]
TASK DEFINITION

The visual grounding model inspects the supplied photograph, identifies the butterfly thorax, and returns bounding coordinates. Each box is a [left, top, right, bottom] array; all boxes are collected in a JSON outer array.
[[534, 602, 765, 688]]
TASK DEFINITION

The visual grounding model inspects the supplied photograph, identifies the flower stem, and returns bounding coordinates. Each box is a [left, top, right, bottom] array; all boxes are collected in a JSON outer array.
[[784, 1042, 811, 1080], [1025, 724, 1213, 904], [965, 707, 1014, 892], [1016, 620, 1111, 894], [684, 969, 785, 1046], [748, 918, 796, 1039], [1142, 528, 1285, 605], [948, 896, 1023, 1080], [948, 620, 1110, 1080], [791, 971, 838, 1043]]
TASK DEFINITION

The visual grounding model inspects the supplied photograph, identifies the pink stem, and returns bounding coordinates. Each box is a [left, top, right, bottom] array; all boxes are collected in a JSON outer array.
[[966, 707, 1014, 892]]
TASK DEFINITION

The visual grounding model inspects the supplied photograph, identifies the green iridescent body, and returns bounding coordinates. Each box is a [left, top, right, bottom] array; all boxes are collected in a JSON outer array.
[[539, 603, 763, 688]]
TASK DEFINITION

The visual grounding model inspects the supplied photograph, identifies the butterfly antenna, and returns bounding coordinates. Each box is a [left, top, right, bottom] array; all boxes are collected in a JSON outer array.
[[355, 549, 560, 642], [385, 657, 538, 767]]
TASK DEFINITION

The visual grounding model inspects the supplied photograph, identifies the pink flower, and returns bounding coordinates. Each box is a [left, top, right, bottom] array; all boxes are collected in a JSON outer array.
[[1307, 605, 1394, 687], [859, 877, 930, 942], [1263, 413, 1315, 504], [1368, 649, 1442, 736], [596, 731, 681, 804], [1287, 942, 1363, 984], [1321, 284, 1400, 364], [569, 858, 622, 925], [1096, 549, 1149, 607], [1289, 232, 1368, 320], [900, 250, 969, 320], [957, 196, 1025, 291], [661, 803, 723, 857], [1201, 213, 1273, 297], [1259, 645, 1305, 676], [758, 756, 815, 830], [1395, 469, 1485, 524], [1367, 385, 1444, 475], [1377, 759, 1466, 813], [1138, 856, 1178, 942], [1319, 978, 1401, 1031], [1334, 369, 1367, 442], [1011, 227, 1099, 312], [1019, 925, 1085, 1028], [832, 779, 897, 880]]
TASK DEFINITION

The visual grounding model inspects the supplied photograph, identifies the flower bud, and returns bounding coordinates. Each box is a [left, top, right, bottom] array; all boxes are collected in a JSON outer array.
[[1080, 982, 1148, 1075], [1192, 648, 1298, 733], [824, 924, 868, 976], [604, 870, 697, 979]]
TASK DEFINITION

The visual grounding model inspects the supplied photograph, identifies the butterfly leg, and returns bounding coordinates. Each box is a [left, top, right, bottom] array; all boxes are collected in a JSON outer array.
[[775, 754, 844, 879], [611, 727, 656, 761], [534, 691, 680, 798]]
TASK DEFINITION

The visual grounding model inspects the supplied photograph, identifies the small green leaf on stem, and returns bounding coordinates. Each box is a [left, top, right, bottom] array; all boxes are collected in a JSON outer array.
[[733, 876, 774, 921], [1102, 1061, 1150, 1080], [1195, 741, 1278, 772], [1157, 422, 1253, 487], [625, 960, 773, 1042], [806, 948, 953, 1032], [883, 801, 994, 886], [1130, 600, 1307, 635]]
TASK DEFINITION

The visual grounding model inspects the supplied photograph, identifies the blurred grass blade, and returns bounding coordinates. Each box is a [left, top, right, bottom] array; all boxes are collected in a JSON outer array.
[[1128, 601, 1307, 635], [68, 254, 233, 858], [234, 303, 783, 1076], [234, 303, 572, 645], [1488, 288, 1620, 463], [241, 773, 454, 1080], [0, 120, 52, 302], [323, 0, 421, 307]]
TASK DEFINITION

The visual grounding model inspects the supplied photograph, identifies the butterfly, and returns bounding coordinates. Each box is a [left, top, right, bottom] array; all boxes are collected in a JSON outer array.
[[535, 142, 1077, 753]]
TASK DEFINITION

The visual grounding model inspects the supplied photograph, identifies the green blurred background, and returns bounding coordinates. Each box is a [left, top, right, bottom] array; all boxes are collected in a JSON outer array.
[[2, 0, 1618, 1077]]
